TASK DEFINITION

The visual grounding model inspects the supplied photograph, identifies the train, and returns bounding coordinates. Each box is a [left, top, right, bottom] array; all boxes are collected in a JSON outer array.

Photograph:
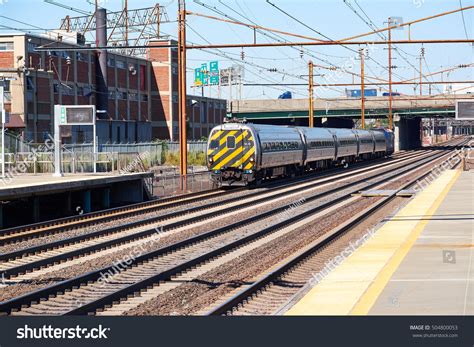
[[207, 122, 395, 186]]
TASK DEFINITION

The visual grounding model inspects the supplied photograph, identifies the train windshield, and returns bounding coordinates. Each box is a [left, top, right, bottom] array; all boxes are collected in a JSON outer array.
[[209, 139, 219, 149], [227, 136, 236, 149]]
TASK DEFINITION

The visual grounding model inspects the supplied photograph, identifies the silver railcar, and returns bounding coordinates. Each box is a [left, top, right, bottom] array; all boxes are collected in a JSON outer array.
[[208, 122, 393, 186]]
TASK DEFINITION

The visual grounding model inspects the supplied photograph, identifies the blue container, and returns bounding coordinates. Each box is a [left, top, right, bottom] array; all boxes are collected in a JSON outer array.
[[278, 91, 292, 99], [346, 89, 377, 98]]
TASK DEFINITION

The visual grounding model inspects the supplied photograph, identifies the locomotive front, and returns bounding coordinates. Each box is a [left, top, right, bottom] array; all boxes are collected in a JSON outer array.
[[207, 124, 258, 185]]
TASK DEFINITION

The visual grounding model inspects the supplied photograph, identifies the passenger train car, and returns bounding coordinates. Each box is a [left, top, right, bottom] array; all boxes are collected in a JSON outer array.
[[207, 122, 395, 186]]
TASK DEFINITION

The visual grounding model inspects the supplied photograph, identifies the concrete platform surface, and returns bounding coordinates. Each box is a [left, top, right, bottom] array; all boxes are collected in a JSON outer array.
[[285, 169, 473, 316], [369, 171, 473, 315], [0, 173, 152, 200]]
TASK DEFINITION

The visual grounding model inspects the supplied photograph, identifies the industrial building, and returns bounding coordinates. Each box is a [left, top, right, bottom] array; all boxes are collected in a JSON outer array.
[[0, 13, 226, 144]]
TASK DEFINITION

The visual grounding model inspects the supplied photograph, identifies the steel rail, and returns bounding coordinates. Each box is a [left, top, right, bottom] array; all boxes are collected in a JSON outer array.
[[0, 143, 464, 315], [0, 151, 432, 277], [206, 148, 466, 315]]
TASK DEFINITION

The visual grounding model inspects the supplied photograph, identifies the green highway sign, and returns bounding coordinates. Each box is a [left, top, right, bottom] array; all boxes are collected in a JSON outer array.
[[195, 61, 219, 86], [209, 61, 219, 85], [194, 68, 203, 86], [201, 63, 208, 85]]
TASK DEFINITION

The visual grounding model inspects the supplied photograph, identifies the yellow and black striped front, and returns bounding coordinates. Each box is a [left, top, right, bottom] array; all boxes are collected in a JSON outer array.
[[207, 129, 256, 171]]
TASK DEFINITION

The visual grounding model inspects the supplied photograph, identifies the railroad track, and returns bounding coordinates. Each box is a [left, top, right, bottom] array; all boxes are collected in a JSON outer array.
[[0, 151, 415, 246], [206, 146, 467, 316], [0, 140, 466, 316], [0, 186, 237, 244], [0, 149, 437, 280]]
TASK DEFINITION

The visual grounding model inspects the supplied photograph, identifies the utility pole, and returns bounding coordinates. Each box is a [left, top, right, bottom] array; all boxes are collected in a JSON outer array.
[[0, 84, 5, 179], [178, 0, 188, 184], [124, 0, 129, 46], [360, 48, 365, 129], [228, 69, 232, 103], [388, 17, 393, 130], [308, 60, 314, 128], [419, 46, 425, 96]]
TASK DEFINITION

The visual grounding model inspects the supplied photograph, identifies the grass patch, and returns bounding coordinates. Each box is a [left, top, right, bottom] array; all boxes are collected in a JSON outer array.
[[163, 151, 206, 167]]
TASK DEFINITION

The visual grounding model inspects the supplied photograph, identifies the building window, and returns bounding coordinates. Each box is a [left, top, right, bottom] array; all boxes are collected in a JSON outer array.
[[129, 92, 138, 101], [0, 42, 13, 51], [116, 60, 127, 69], [141, 94, 148, 102], [63, 84, 75, 95], [3, 80, 10, 92], [200, 102, 207, 123], [109, 90, 116, 99], [76, 52, 87, 62], [26, 77, 35, 91], [53, 82, 59, 94], [27, 42, 37, 53], [107, 57, 115, 67], [118, 91, 127, 100]]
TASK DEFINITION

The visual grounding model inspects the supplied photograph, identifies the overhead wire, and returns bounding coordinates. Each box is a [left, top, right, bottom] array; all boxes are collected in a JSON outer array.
[[344, 0, 446, 94]]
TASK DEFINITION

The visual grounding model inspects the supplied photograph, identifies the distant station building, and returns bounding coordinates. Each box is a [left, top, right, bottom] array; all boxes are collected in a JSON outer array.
[[0, 33, 226, 143]]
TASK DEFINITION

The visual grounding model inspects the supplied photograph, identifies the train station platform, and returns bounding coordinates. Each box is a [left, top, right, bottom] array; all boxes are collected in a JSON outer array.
[[285, 168, 473, 316], [0, 173, 154, 228]]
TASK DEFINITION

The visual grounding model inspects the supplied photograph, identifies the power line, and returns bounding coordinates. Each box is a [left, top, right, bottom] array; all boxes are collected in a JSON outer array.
[[197, 0, 349, 74], [185, 24, 307, 97], [0, 15, 47, 32], [194, 0, 390, 95], [459, 0, 470, 40], [343, 0, 446, 94], [264, 0, 410, 90]]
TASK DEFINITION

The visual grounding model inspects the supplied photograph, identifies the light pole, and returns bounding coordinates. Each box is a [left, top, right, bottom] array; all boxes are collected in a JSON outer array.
[[0, 84, 5, 179], [308, 60, 314, 128], [178, 0, 188, 189]]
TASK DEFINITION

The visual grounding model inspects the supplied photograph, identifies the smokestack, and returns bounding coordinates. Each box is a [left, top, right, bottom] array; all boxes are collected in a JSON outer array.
[[95, 7, 108, 119]]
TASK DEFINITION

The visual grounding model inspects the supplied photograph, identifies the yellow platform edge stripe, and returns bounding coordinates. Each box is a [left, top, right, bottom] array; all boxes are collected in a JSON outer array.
[[285, 169, 461, 316], [350, 168, 462, 315]]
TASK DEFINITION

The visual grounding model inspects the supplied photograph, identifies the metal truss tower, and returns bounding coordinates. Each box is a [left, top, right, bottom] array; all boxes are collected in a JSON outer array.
[[59, 3, 171, 57]]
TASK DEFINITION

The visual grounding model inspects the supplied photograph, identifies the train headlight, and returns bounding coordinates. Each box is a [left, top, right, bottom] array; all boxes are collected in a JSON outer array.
[[250, 157, 254, 162], [209, 157, 214, 164]]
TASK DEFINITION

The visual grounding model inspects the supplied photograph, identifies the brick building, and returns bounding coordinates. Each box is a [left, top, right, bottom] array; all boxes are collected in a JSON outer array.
[[0, 33, 226, 143], [148, 39, 227, 141]]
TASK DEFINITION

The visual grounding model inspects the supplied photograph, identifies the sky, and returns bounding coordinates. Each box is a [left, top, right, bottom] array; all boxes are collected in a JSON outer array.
[[0, 0, 473, 100]]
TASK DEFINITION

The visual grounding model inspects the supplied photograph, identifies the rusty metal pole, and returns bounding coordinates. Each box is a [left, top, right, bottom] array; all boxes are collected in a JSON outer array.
[[308, 60, 314, 128], [419, 59, 423, 96], [178, 0, 188, 189], [157, 4, 161, 38], [388, 18, 393, 130], [124, 0, 128, 45], [419, 47, 425, 96], [360, 48, 365, 129]]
